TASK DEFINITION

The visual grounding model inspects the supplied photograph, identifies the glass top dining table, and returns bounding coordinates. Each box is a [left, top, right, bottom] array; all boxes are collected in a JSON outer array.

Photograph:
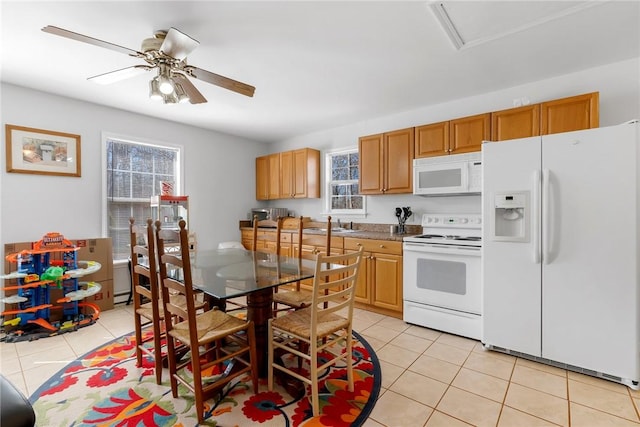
[[189, 247, 318, 378], [190, 248, 316, 299]]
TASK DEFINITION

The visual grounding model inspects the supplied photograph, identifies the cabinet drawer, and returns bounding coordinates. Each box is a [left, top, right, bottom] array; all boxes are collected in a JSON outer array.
[[299, 233, 344, 249], [344, 238, 402, 255]]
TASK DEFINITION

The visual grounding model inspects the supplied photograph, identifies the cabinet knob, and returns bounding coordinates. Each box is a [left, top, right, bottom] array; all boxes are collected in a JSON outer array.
[[379, 244, 385, 248], [356, 243, 363, 247]]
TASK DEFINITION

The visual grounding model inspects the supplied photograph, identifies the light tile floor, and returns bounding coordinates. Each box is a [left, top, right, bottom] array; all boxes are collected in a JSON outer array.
[[2, 304, 639, 426]]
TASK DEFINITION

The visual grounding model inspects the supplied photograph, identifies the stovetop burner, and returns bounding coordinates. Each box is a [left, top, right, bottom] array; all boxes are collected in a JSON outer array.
[[403, 213, 483, 247]]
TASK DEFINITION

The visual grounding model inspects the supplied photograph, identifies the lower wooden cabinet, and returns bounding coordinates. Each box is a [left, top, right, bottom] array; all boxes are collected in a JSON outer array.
[[240, 230, 404, 316], [345, 238, 403, 315]]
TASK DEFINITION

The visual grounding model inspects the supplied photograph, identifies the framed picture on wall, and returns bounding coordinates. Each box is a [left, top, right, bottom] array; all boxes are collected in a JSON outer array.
[[5, 124, 81, 177]]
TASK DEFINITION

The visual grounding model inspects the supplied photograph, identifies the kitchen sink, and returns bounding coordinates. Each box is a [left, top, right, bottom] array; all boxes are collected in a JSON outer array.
[[307, 227, 356, 233]]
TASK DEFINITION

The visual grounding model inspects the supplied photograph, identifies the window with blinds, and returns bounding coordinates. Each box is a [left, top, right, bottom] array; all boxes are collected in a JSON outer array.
[[325, 148, 365, 215], [106, 138, 181, 260]]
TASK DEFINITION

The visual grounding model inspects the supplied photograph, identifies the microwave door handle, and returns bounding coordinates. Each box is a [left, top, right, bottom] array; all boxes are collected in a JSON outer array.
[[462, 162, 469, 191]]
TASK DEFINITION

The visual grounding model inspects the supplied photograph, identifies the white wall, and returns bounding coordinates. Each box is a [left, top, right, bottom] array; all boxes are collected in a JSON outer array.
[[270, 58, 640, 226], [1, 83, 267, 251]]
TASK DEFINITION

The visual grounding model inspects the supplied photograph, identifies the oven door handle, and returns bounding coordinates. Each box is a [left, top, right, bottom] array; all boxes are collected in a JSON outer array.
[[404, 243, 481, 255]]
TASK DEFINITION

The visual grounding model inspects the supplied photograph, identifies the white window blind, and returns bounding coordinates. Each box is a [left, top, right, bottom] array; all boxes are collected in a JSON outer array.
[[105, 138, 180, 260]]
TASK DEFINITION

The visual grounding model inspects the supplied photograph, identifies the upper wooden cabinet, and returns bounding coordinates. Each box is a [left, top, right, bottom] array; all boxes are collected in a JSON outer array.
[[255, 153, 280, 200], [490, 92, 599, 141], [541, 92, 599, 135], [359, 127, 414, 195], [449, 113, 491, 154], [491, 104, 541, 141], [256, 148, 319, 200], [415, 121, 449, 158], [255, 156, 269, 200], [358, 133, 384, 194], [415, 114, 489, 158], [279, 148, 320, 199]]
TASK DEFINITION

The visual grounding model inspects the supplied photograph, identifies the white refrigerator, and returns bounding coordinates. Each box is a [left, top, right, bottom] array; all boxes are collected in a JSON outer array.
[[482, 122, 639, 388]]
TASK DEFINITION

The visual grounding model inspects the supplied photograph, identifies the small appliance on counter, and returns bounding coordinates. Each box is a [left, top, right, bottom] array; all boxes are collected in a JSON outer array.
[[250, 207, 289, 224]]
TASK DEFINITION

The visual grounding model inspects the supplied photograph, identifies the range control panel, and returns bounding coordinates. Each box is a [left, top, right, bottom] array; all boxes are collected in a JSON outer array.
[[421, 213, 482, 228]]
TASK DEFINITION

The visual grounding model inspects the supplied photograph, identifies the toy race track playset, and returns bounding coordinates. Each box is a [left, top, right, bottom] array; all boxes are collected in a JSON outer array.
[[1, 232, 102, 342]]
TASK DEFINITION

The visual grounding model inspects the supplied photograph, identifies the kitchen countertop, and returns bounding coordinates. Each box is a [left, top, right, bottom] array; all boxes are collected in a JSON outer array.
[[240, 220, 421, 242]]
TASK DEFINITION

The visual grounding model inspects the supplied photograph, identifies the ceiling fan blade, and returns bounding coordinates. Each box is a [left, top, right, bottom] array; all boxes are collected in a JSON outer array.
[[88, 65, 153, 85], [160, 28, 199, 61], [173, 74, 207, 104], [185, 66, 255, 98], [42, 25, 142, 57]]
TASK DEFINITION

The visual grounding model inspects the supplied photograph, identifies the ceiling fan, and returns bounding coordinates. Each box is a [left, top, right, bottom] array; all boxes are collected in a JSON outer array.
[[41, 25, 255, 104]]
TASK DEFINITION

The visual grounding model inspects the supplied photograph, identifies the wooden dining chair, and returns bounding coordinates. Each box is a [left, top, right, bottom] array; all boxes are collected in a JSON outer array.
[[271, 216, 332, 314], [267, 246, 364, 416], [129, 218, 166, 385], [252, 214, 284, 254], [129, 218, 207, 384], [156, 220, 258, 424]]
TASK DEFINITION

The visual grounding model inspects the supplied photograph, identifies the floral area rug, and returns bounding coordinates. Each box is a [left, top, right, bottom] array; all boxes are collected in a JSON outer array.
[[30, 327, 381, 426]]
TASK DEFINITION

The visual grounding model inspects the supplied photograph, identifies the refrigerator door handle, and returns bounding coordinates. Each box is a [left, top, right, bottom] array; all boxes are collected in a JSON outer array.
[[542, 168, 550, 264], [532, 170, 541, 264]]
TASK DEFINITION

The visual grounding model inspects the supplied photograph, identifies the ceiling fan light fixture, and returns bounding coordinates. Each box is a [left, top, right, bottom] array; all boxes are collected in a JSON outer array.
[[174, 83, 190, 103], [158, 75, 174, 95], [149, 78, 163, 101], [162, 91, 179, 104]]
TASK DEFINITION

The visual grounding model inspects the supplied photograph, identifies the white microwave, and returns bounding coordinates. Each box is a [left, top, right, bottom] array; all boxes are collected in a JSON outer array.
[[413, 152, 482, 196]]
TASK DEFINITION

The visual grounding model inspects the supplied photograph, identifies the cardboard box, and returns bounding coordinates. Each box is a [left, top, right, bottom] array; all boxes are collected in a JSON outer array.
[[72, 238, 113, 282], [82, 279, 114, 313]]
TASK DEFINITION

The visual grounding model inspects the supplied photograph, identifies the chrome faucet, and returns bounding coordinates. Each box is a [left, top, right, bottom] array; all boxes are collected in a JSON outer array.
[[337, 219, 342, 229]]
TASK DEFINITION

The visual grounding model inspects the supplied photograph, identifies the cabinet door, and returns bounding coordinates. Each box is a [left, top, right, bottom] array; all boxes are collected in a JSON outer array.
[[292, 149, 307, 198], [348, 250, 371, 303], [268, 153, 281, 200], [279, 150, 293, 199], [255, 156, 269, 200], [415, 121, 449, 158], [358, 134, 384, 194], [449, 113, 490, 154], [372, 253, 403, 312], [491, 105, 541, 141], [384, 128, 414, 194], [541, 92, 599, 135], [241, 229, 254, 250]]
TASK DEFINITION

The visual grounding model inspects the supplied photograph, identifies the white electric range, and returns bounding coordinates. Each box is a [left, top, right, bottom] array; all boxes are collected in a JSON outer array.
[[403, 213, 482, 339]]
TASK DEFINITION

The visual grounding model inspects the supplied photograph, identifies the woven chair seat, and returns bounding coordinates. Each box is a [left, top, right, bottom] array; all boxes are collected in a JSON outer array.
[[169, 308, 249, 344], [268, 248, 364, 417], [137, 294, 205, 321], [271, 306, 349, 339], [272, 290, 312, 307], [157, 220, 258, 424]]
